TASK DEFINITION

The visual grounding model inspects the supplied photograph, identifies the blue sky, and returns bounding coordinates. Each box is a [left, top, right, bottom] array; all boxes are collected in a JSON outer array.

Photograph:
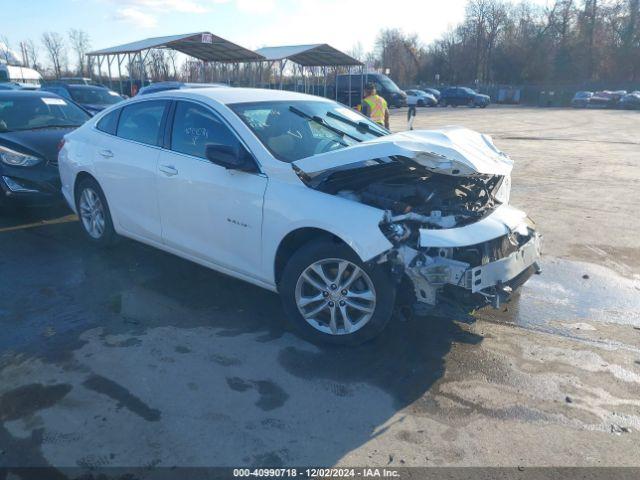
[[3, 0, 551, 60]]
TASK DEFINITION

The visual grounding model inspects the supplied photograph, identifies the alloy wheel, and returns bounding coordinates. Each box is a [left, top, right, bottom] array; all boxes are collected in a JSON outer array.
[[295, 258, 377, 336], [79, 187, 105, 239]]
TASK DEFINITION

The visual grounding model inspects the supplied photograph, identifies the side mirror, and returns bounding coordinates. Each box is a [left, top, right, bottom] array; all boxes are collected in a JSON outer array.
[[205, 143, 256, 172]]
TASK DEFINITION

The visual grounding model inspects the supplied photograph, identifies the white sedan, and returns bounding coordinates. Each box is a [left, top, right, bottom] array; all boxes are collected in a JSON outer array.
[[405, 89, 438, 107], [59, 88, 541, 345]]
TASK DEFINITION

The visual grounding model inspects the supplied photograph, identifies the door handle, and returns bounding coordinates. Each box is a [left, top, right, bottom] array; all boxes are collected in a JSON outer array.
[[99, 149, 113, 158], [159, 165, 178, 176]]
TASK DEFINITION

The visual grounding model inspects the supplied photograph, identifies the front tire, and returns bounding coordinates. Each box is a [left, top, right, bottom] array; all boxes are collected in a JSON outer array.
[[75, 177, 117, 247], [280, 239, 396, 345]]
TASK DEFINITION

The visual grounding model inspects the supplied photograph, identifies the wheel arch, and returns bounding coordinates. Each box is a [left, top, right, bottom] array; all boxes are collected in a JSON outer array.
[[73, 171, 98, 202], [274, 227, 353, 287]]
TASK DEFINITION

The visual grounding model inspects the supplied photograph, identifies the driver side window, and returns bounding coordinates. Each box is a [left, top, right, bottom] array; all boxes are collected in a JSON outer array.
[[171, 101, 239, 159]]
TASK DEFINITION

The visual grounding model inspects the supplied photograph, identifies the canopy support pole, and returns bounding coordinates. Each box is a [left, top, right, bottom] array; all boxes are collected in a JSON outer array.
[[323, 66, 327, 98], [348, 66, 352, 107], [117, 54, 124, 95], [107, 55, 114, 90], [360, 64, 364, 106]]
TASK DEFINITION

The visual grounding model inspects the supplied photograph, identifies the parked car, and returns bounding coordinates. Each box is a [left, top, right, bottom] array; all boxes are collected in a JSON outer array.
[[405, 89, 438, 107], [618, 91, 640, 110], [440, 87, 490, 108], [59, 77, 95, 85], [423, 88, 441, 101], [589, 90, 626, 108], [59, 88, 541, 345], [0, 90, 91, 206], [138, 81, 227, 96], [41, 84, 124, 115], [335, 73, 407, 108], [0, 82, 23, 91], [570, 91, 593, 108]]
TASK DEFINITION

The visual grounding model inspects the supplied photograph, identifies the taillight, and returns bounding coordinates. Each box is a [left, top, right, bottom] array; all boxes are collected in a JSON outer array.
[[57, 138, 65, 152]]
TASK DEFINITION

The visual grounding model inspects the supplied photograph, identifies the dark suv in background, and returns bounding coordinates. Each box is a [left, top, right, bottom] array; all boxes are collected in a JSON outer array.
[[440, 87, 490, 108], [335, 73, 407, 108]]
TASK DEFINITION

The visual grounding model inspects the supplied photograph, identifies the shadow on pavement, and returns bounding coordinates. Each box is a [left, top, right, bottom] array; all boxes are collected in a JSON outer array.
[[0, 207, 483, 469]]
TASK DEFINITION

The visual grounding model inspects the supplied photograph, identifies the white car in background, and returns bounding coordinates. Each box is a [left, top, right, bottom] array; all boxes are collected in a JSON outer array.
[[405, 89, 438, 107], [58, 88, 541, 345]]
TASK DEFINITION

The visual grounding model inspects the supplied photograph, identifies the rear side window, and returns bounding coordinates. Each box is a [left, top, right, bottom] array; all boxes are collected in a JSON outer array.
[[170, 101, 240, 159], [96, 109, 120, 135], [116, 100, 167, 146]]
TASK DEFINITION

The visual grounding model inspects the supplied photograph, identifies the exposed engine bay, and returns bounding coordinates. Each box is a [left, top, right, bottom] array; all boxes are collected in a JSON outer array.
[[293, 128, 542, 312], [307, 159, 505, 241]]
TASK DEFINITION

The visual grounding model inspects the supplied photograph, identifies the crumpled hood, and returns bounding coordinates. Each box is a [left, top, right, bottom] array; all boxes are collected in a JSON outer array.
[[292, 126, 513, 177]]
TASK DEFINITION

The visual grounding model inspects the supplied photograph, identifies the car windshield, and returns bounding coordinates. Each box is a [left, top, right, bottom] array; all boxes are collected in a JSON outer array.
[[69, 87, 122, 105], [378, 76, 402, 93], [230, 100, 388, 163], [0, 95, 91, 131]]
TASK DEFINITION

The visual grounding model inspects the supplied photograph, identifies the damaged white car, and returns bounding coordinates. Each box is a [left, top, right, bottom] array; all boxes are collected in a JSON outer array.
[[59, 88, 541, 345]]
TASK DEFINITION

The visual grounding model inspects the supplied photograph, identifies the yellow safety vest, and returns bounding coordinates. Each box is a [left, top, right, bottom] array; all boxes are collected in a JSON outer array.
[[363, 95, 387, 125]]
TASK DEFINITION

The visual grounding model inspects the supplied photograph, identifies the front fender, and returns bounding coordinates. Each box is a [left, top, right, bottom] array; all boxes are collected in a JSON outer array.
[[261, 181, 394, 284]]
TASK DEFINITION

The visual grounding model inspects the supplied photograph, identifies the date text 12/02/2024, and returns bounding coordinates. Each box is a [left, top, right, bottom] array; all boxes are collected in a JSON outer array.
[[232, 468, 401, 478]]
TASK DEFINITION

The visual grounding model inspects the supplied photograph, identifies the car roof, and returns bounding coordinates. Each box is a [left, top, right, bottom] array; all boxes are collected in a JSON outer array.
[[45, 83, 107, 90], [0, 90, 62, 99], [143, 87, 332, 105], [67, 84, 108, 90]]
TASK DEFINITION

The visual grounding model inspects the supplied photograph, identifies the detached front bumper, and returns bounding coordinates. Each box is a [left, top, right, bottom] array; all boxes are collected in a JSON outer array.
[[402, 221, 542, 311], [467, 233, 541, 293]]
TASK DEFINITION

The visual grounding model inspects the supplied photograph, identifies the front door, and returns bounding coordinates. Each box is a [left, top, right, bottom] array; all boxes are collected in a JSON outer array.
[[156, 100, 267, 279]]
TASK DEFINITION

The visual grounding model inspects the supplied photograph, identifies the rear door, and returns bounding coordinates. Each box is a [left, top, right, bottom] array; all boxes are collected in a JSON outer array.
[[156, 100, 268, 279], [92, 100, 169, 243]]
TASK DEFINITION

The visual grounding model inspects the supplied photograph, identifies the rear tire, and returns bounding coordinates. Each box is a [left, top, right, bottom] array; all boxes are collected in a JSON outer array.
[[75, 177, 118, 247], [279, 239, 396, 346]]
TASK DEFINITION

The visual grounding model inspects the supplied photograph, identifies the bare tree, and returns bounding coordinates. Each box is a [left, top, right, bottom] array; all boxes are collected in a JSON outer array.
[[411, 0, 640, 86], [166, 49, 179, 79], [42, 32, 66, 78], [375, 29, 422, 86], [68, 29, 90, 76], [347, 42, 365, 62], [0, 35, 12, 63], [25, 39, 40, 70]]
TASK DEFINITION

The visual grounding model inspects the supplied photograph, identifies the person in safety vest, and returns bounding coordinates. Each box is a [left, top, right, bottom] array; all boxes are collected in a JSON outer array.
[[359, 83, 389, 129]]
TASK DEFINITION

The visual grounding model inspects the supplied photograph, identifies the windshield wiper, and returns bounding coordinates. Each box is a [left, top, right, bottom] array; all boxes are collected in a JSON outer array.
[[326, 111, 387, 137], [288, 106, 357, 144]]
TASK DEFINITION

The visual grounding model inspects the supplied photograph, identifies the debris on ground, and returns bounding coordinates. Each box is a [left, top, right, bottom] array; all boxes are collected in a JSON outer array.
[[610, 424, 631, 435]]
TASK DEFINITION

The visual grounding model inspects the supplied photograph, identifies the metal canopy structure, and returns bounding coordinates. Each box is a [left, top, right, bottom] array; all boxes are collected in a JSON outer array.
[[88, 32, 263, 62], [254, 43, 363, 104], [86, 35, 364, 104], [86, 32, 264, 95], [255, 44, 361, 67]]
